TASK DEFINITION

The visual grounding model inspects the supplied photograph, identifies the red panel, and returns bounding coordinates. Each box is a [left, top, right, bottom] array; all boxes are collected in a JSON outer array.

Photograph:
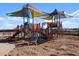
[[32, 24, 41, 32]]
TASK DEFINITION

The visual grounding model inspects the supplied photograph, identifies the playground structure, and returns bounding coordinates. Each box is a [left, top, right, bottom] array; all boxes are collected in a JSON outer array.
[[7, 4, 68, 45]]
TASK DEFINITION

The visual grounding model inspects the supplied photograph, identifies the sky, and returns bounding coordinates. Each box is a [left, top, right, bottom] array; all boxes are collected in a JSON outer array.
[[0, 3, 79, 29]]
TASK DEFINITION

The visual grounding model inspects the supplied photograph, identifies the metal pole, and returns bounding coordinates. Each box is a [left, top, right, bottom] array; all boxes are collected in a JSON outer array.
[[23, 17, 26, 39], [58, 15, 60, 37], [23, 3, 29, 39], [30, 8, 35, 41], [54, 16, 55, 22]]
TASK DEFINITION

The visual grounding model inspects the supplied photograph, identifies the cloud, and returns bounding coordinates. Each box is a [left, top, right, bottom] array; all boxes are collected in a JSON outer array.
[[0, 17, 5, 21], [60, 10, 79, 28], [70, 10, 79, 16], [0, 17, 23, 29], [62, 17, 79, 28], [0, 23, 14, 29]]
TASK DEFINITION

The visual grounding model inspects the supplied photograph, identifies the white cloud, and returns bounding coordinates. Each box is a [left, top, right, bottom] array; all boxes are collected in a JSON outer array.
[[0, 17, 5, 21], [62, 17, 79, 28], [70, 10, 79, 16], [62, 20, 69, 24], [60, 10, 79, 28], [2, 23, 14, 29], [7, 17, 22, 21], [0, 17, 23, 29]]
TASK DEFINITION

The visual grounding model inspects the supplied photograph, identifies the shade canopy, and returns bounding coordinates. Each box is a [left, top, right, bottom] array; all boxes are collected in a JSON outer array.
[[7, 4, 46, 18], [28, 5, 46, 18], [43, 9, 66, 20], [7, 7, 28, 17]]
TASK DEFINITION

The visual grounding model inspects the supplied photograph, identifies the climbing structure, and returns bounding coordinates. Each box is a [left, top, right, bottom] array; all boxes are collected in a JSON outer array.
[[42, 9, 68, 39], [7, 4, 71, 44], [7, 4, 48, 44]]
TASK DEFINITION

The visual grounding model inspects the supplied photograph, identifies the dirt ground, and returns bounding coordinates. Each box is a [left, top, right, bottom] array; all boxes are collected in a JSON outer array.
[[0, 43, 15, 56], [7, 35, 79, 56]]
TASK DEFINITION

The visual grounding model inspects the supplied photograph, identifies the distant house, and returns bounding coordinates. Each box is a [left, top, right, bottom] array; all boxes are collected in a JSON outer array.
[[63, 28, 79, 35], [0, 29, 16, 38]]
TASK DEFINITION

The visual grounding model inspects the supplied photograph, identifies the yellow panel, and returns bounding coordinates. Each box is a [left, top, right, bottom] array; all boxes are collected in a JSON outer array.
[[43, 16, 53, 20], [31, 9, 45, 18], [8, 7, 27, 17], [8, 4, 46, 18]]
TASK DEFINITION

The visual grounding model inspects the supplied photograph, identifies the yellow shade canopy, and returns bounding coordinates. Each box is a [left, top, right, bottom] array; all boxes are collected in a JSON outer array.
[[7, 7, 28, 17], [31, 9, 45, 18], [28, 5, 46, 18], [7, 4, 46, 18], [43, 16, 53, 20]]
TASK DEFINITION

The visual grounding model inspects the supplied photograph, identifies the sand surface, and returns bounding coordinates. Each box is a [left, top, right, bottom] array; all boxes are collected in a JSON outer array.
[[0, 43, 15, 56], [6, 35, 79, 56]]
